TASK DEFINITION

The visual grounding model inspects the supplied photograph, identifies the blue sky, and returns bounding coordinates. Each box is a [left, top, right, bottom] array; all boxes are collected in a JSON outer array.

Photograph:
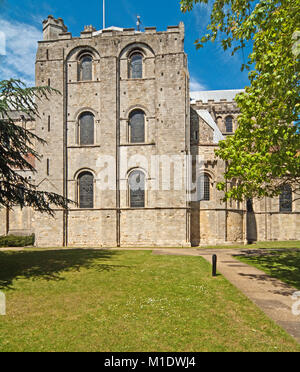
[[0, 0, 250, 90]]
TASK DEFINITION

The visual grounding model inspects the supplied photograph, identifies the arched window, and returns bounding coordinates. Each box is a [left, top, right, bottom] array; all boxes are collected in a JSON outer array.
[[79, 112, 94, 145], [129, 110, 145, 143], [79, 55, 92, 81], [16, 184, 25, 208], [197, 174, 210, 201], [279, 185, 292, 212], [78, 172, 94, 209], [225, 116, 233, 133], [129, 53, 143, 79], [128, 170, 145, 208]]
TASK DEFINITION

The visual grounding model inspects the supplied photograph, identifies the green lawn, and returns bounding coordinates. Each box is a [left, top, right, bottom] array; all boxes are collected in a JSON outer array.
[[236, 249, 300, 290], [201, 240, 300, 250], [0, 249, 299, 352]]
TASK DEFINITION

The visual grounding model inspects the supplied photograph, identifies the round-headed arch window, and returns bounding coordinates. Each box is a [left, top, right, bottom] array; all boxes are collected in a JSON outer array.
[[79, 54, 93, 81], [128, 170, 145, 208], [78, 112, 94, 146], [225, 116, 233, 133], [78, 171, 94, 209], [197, 174, 211, 201], [279, 185, 292, 213], [129, 109, 145, 143], [129, 52, 143, 79]]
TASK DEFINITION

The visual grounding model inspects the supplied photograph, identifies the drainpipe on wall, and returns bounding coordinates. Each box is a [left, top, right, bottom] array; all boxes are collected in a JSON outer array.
[[224, 161, 228, 242], [63, 48, 69, 247], [265, 197, 268, 241], [116, 56, 121, 247], [6, 207, 9, 236]]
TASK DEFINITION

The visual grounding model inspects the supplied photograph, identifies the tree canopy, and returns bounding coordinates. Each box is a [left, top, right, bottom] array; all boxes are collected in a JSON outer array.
[[181, 0, 300, 201], [0, 79, 70, 215]]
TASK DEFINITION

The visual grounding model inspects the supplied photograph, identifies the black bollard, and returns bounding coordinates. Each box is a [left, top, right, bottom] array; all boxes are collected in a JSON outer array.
[[212, 254, 217, 277]]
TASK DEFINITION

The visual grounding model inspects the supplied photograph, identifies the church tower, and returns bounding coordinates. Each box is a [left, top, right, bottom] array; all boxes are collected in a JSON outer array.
[[34, 16, 191, 247]]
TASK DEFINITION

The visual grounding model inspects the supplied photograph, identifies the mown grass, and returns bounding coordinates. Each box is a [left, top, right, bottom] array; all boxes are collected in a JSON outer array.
[[236, 249, 300, 290], [7, 240, 300, 251], [0, 249, 299, 352], [201, 241, 300, 250]]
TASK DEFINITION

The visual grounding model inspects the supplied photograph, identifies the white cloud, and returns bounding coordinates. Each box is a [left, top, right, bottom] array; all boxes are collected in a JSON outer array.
[[0, 18, 42, 86], [193, 1, 248, 65], [192, 1, 213, 34], [190, 76, 206, 92], [0, 30, 5, 55]]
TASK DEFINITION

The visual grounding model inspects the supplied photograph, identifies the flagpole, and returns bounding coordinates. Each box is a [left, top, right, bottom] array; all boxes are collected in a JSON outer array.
[[103, 0, 105, 29]]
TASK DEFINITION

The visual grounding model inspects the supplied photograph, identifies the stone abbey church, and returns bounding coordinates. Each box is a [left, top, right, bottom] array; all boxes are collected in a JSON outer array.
[[1, 15, 299, 247]]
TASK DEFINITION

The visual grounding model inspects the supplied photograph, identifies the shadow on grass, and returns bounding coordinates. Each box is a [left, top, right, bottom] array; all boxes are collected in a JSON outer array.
[[235, 249, 300, 291], [0, 249, 126, 290]]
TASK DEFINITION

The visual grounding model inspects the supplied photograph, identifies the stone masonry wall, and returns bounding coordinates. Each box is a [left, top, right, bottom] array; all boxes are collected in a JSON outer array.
[[32, 17, 190, 247]]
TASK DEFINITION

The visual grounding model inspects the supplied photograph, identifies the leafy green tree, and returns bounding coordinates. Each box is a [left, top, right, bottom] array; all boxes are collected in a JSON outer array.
[[181, 0, 300, 201], [0, 79, 71, 215]]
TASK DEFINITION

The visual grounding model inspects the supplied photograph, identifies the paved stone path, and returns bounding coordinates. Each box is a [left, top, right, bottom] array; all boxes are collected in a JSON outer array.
[[152, 248, 300, 343]]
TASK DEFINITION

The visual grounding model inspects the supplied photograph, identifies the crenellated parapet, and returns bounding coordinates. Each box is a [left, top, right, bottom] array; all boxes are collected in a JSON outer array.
[[42, 15, 69, 41], [41, 16, 184, 43]]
